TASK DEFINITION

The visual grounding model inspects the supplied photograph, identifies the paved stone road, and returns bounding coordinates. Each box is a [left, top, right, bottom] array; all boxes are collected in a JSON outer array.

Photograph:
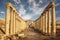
[[1, 27, 60, 40], [19, 27, 57, 40]]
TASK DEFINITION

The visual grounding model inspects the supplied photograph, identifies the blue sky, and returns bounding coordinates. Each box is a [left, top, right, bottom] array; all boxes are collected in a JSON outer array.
[[0, 0, 60, 21]]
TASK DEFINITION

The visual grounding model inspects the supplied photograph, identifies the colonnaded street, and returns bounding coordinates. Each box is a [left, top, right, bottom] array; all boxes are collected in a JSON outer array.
[[0, 1, 60, 40]]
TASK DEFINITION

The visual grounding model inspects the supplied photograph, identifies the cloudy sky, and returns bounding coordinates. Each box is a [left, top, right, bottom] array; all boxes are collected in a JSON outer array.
[[0, 0, 60, 20]]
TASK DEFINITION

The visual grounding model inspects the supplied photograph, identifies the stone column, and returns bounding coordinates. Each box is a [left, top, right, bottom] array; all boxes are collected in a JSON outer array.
[[5, 6, 10, 35], [43, 13, 45, 33], [15, 13, 17, 33], [45, 12, 48, 34], [13, 11, 16, 34], [48, 9, 51, 35], [40, 16, 42, 31], [41, 15, 43, 33], [10, 8, 14, 35], [44, 13, 46, 34], [40, 18, 41, 31], [39, 20, 40, 30], [40, 16, 42, 32], [51, 2, 56, 36], [44, 13, 46, 33]]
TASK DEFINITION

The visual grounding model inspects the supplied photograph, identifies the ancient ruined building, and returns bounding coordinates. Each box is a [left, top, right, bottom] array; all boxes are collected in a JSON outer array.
[[34, 1, 56, 36], [0, 2, 28, 40], [33, 1, 60, 39], [0, 1, 60, 40]]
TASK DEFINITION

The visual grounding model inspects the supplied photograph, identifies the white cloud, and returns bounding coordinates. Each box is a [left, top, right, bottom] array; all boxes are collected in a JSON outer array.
[[21, 14, 32, 20], [14, 0, 21, 4], [28, 0, 45, 16], [19, 5, 26, 16], [18, 4, 32, 20], [39, 0, 43, 3], [28, 0, 43, 4], [27, 0, 48, 20], [0, 11, 5, 14], [14, 0, 32, 20], [56, 17, 60, 21], [28, 0, 35, 3], [56, 3, 60, 7], [15, 0, 48, 20]]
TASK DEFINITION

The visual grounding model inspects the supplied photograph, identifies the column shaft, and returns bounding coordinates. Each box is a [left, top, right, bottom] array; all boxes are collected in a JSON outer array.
[[5, 6, 10, 35], [44, 12, 46, 34], [10, 8, 14, 35], [52, 2, 56, 36], [43, 14, 45, 33], [41, 15, 43, 33], [13, 11, 16, 34], [45, 12, 48, 34], [40, 17, 42, 31], [40, 18, 41, 31], [44, 13, 46, 33], [48, 9, 51, 35]]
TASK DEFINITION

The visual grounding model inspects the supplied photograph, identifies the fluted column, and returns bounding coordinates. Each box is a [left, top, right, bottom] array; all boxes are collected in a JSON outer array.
[[47, 9, 51, 35], [44, 12, 46, 34], [45, 12, 48, 34], [42, 14, 44, 33], [40, 18, 41, 31], [43, 13, 45, 33], [40, 15, 42, 32], [13, 11, 16, 34], [44, 13, 46, 33], [15, 13, 17, 33], [48, 9, 51, 35], [40, 16, 42, 31], [5, 6, 10, 35], [41, 15, 43, 33], [51, 2, 56, 36], [10, 8, 14, 35]]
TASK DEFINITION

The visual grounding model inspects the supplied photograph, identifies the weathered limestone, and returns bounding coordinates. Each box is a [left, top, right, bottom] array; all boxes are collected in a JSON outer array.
[[13, 11, 16, 34], [44, 12, 46, 34], [39, 19, 41, 30], [45, 12, 48, 34], [10, 8, 14, 35], [42, 13, 45, 33], [1, 1, 57, 40], [41, 15, 43, 32], [5, 2, 27, 36], [33, 1, 56, 37], [42, 14, 44, 33], [44, 13, 46, 33], [51, 2, 56, 36], [40, 16, 42, 31], [5, 6, 10, 35], [48, 9, 51, 35]]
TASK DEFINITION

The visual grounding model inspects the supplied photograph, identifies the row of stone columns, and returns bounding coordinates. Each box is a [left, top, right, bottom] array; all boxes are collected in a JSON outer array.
[[5, 5, 16, 35], [39, 2, 56, 36], [10, 9, 16, 35]]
